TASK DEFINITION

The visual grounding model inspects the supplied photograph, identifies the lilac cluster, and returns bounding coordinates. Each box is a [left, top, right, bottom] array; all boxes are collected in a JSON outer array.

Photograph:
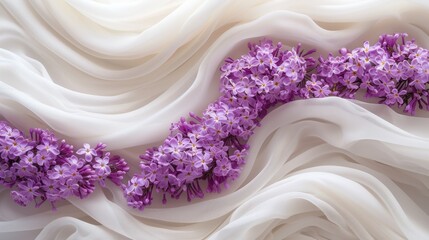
[[7, 33, 427, 211], [0, 122, 129, 209], [307, 33, 429, 114], [124, 111, 251, 209], [124, 40, 316, 210], [124, 33, 429, 210]]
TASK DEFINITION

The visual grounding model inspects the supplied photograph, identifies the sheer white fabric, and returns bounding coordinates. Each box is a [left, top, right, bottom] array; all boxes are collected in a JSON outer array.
[[1, 0, 429, 239]]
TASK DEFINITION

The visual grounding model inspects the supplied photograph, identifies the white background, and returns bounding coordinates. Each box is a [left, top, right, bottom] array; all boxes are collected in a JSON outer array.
[[1, 0, 429, 239]]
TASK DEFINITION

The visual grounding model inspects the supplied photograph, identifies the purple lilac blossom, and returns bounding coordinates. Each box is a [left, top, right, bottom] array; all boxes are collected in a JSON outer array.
[[0, 122, 129, 209], [124, 38, 314, 210], [1, 33, 426, 211], [124, 33, 429, 210]]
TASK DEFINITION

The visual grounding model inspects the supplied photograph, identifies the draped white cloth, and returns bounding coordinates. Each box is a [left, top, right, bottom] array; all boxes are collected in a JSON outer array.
[[1, 0, 429, 239]]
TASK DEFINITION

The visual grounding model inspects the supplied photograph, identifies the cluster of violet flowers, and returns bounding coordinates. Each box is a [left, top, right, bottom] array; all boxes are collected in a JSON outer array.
[[308, 33, 429, 114], [124, 33, 429, 210], [123, 36, 316, 210], [3, 33, 423, 211], [0, 122, 129, 209]]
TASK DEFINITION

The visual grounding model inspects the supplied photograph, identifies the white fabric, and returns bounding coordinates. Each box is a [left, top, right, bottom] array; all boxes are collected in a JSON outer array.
[[1, 0, 429, 239]]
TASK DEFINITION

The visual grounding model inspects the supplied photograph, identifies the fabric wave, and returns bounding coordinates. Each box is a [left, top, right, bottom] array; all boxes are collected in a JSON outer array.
[[0, 0, 428, 239]]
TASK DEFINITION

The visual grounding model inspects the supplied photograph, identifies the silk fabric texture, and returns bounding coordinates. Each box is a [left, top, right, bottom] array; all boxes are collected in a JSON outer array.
[[1, 0, 429, 239]]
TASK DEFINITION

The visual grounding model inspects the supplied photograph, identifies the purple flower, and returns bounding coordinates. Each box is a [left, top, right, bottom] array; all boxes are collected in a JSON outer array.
[[255, 76, 272, 93], [9, 137, 32, 157], [207, 122, 228, 139], [236, 77, 256, 97], [36, 142, 60, 157], [401, 60, 416, 79], [285, 65, 299, 83], [156, 167, 179, 190], [18, 180, 41, 198], [0, 126, 21, 139], [36, 151, 52, 166], [416, 61, 429, 79], [206, 110, 228, 126], [153, 146, 171, 166], [313, 85, 332, 98], [164, 138, 181, 159], [48, 164, 69, 180], [94, 155, 111, 176], [66, 155, 85, 168], [409, 77, 427, 90], [386, 88, 407, 105], [178, 165, 200, 184], [126, 176, 148, 195], [188, 134, 202, 152], [171, 153, 190, 169], [251, 52, 271, 72], [177, 135, 190, 150], [0, 139, 13, 159], [11, 190, 32, 207], [230, 149, 247, 165], [60, 179, 79, 197], [13, 161, 37, 177], [213, 157, 231, 177], [67, 164, 81, 181], [194, 151, 212, 171], [42, 177, 60, 194], [0, 163, 13, 185], [142, 163, 158, 182], [362, 41, 371, 54], [76, 143, 97, 162], [21, 151, 36, 165], [343, 73, 359, 90]]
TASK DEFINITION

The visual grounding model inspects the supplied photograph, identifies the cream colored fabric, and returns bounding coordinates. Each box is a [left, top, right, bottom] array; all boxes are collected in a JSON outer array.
[[1, 0, 429, 239]]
